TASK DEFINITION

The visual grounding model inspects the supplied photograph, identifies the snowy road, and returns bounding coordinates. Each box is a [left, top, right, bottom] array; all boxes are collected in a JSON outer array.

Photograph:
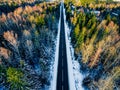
[[56, 2, 69, 90], [51, 2, 84, 90]]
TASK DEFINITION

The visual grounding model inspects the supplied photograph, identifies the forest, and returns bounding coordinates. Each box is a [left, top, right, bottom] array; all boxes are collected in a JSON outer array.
[[0, 0, 120, 90], [0, 0, 60, 89], [65, 0, 120, 90]]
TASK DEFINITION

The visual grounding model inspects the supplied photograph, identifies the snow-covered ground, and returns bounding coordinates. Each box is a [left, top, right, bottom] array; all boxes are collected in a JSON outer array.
[[63, 4, 76, 90], [50, 3, 61, 90], [50, 2, 84, 90], [63, 3, 85, 90]]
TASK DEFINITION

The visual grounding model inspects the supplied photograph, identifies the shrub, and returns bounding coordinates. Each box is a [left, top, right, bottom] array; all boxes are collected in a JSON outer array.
[[106, 13, 111, 24], [112, 17, 117, 23], [73, 24, 80, 42]]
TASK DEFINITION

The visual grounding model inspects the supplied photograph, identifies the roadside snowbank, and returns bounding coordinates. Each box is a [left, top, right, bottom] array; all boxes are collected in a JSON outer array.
[[50, 3, 61, 90], [63, 4, 76, 90], [63, 3, 85, 90]]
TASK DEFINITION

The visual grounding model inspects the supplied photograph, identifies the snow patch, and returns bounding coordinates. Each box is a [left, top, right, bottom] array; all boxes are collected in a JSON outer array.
[[50, 3, 62, 90], [73, 61, 85, 90], [63, 3, 85, 90], [63, 4, 76, 90]]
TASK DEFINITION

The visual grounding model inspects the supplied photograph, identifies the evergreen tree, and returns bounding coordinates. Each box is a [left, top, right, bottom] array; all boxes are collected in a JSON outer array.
[[7, 67, 27, 90]]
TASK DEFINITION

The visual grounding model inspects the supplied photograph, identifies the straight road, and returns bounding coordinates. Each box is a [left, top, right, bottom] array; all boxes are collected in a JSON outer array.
[[56, 3, 69, 90]]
